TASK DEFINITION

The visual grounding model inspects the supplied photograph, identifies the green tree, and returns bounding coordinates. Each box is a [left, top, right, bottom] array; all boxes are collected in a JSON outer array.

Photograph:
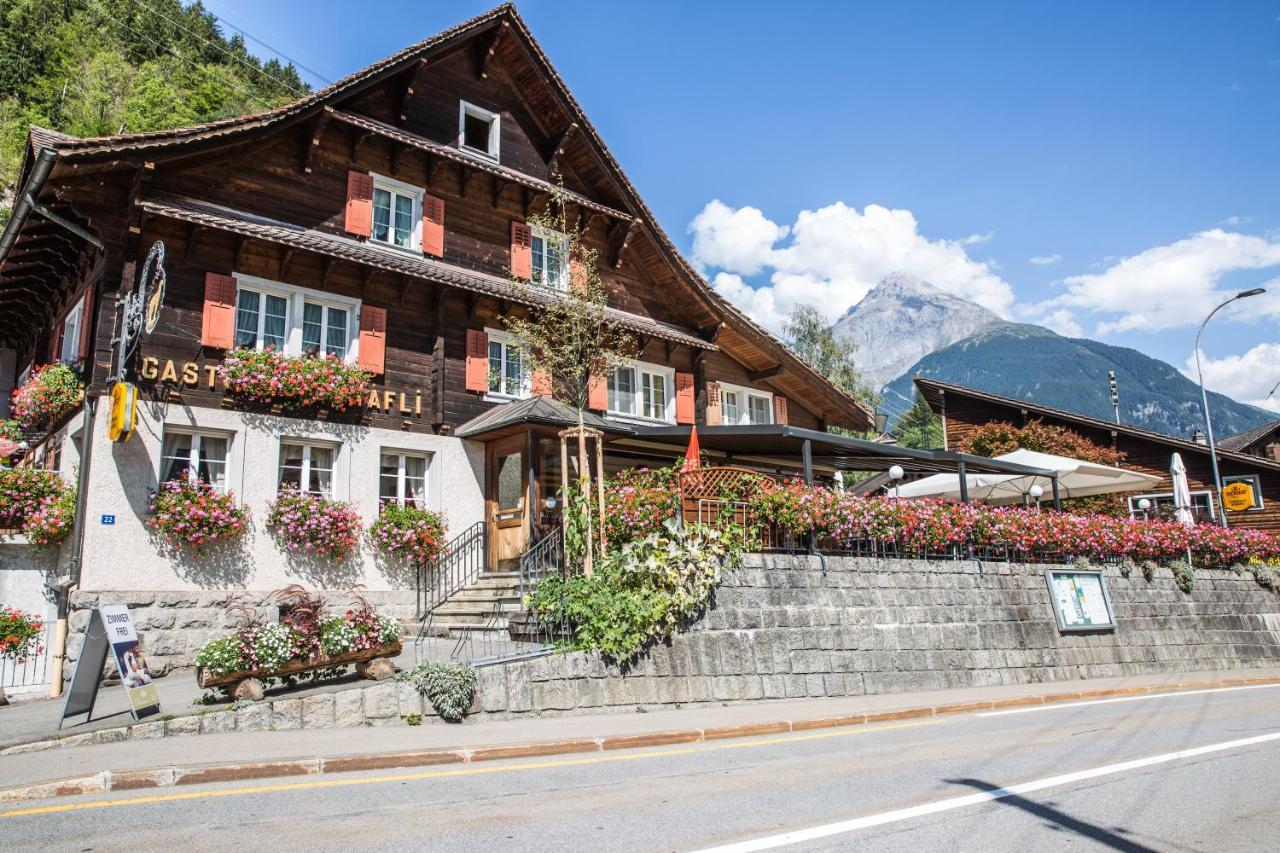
[[895, 392, 943, 449], [782, 304, 879, 410], [502, 190, 639, 575]]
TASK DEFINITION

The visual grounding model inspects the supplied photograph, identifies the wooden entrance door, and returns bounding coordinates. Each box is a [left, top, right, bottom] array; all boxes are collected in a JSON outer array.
[[486, 434, 529, 571]]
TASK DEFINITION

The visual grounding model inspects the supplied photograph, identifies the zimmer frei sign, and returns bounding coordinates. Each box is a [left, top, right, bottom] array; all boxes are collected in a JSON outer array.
[[60, 604, 160, 728]]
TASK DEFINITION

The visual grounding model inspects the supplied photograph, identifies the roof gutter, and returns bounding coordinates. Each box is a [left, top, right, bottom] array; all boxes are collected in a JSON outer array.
[[0, 147, 57, 265]]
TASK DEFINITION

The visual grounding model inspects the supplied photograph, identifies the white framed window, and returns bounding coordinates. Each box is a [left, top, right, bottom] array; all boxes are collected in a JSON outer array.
[[608, 360, 675, 423], [531, 226, 568, 291], [1223, 474, 1265, 511], [718, 381, 773, 426], [485, 328, 529, 399], [370, 173, 422, 251], [160, 429, 230, 492], [458, 100, 500, 162], [278, 440, 337, 499], [1128, 490, 1217, 523], [58, 297, 84, 363], [379, 451, 431, 508], [232, 274, 360, 363]]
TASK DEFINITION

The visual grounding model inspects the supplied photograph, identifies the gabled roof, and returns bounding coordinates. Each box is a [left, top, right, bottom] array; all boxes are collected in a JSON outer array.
[[915, 376, 1280, 472], [16, 3, 872, 431], [1220, 419, 1280, 453]]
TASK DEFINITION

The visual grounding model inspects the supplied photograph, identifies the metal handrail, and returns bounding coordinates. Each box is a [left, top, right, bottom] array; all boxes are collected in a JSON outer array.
[[416, 520, 487, 620], [518, 527, 563, 599]]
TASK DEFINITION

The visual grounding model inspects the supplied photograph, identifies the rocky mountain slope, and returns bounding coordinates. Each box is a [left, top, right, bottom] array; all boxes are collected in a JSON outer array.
[[836, 276, 1275, 439]]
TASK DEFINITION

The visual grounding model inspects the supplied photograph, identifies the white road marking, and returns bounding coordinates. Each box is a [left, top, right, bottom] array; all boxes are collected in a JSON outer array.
[[689, 730, 1280, 853], [977, 683, 1279, 717]]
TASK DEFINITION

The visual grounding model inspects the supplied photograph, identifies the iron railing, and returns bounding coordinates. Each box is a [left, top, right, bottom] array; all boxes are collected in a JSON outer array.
[[416, 520, 487, 621], [518, 527, 564, 598]]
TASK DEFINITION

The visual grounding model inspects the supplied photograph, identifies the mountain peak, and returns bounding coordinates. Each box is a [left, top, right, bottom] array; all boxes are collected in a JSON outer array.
[[833, 274, 1002, 389]]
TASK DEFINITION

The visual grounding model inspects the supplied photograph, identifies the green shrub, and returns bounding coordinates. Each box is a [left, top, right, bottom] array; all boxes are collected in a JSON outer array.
[[1170, 558, 1195, 594], [400, 661, 476, 722], [528, 520, 739, 661]]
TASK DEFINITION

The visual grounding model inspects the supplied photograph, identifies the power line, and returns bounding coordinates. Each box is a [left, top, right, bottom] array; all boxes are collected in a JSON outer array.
[[89, 1, 277, 111], [211, 10, 334, 87], [126, 0, 308, 98]]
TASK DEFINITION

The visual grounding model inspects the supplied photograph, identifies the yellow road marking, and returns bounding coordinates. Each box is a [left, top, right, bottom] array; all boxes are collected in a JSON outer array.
[[2, 718, 942, 819]]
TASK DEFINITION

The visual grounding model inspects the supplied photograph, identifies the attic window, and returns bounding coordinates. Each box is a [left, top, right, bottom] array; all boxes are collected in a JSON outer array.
[[459, 101, 500, 162]]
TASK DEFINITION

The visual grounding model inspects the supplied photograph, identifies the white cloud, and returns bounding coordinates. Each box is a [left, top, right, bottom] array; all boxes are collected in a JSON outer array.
[[688, 200, 789, 276], [689, 200, 1015, 331], [1029, 253, 1063, 266], [1183, 344, 1280, 414], [1218, 215, 1246, 226], [1040, 229, 1280, 335], [1037, 309, 1084, 337]]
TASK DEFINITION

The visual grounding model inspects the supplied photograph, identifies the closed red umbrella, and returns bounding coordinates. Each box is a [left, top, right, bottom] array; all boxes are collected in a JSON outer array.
[[683, 425, 701, 472]]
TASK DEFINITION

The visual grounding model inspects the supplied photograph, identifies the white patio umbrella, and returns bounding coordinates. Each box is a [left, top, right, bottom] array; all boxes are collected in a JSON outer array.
[[893, 448, 1161, 506], [1170, 452, 1195, 527]]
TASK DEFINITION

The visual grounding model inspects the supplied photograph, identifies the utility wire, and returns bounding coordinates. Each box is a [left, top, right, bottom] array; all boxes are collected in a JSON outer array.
[[90, 1, 278, 111], [212, 9, 334, 87], [126, 0, 309, 98]]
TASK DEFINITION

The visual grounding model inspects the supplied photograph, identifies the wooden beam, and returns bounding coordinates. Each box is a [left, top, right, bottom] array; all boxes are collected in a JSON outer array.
[[476, 21, 508, 79], [545, 121, 578, 172], [279, 247, 296, 279], [388, 141, 402, 175], [490, 174, 506, 209], [301, 109, 331, 174], [398, 275, 412, 305], [456, 163, 474, 198], [321, 258, 337, 288], [184, 224, 204, 259], [699, 322, 724, 344], [609, 217, 639, 268], [350, 129, 371, 162], [235, 237, 250, 269], [398, 59, 428, 122], [748, 364, 784, 382]]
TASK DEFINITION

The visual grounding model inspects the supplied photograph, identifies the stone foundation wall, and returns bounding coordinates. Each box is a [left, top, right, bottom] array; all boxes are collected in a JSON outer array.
[[475, 554, 1280, 714], [66, 589, 418, 677]]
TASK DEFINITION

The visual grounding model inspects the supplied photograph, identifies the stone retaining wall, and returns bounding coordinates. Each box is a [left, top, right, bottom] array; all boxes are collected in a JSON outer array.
[[476, 554, 1280, 714]]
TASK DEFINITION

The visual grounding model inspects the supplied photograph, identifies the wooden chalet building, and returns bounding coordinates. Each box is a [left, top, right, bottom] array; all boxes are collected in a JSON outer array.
[[0, 5, 870, 615], [916, 377, 1280, 532], [1220, 420, 1280, 463]]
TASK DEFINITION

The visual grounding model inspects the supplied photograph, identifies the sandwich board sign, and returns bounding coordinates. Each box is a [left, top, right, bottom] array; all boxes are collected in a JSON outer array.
[[59, 604, 160, 729], [1044, 569, 1117, 633]]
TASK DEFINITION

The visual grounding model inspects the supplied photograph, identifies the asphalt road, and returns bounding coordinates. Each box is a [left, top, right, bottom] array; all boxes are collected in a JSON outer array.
[[5, 683, 1280, 852]]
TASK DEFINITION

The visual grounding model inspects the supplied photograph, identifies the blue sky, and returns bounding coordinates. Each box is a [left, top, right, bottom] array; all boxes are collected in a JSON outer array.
[[200, 0, 1280, 410]]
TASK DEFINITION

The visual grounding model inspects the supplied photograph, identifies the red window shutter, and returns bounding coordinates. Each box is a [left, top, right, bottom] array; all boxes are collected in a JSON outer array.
[[675, 372, 695, 425], [510, 221, 533, 280], [357, 306, 387, 375], [201, 273, 237, 349], [345, 170, 373, 237], [77, 287, 95, 361], [772, 395, 788, 425], [705, 381, 722, 426], [588, 373, 607, 411], [570, 258, 587, 293], [465, 329, 489, 393], [48, 325, 63, 363], [422, 194, 445, 258], [531, 370, 552, 396]]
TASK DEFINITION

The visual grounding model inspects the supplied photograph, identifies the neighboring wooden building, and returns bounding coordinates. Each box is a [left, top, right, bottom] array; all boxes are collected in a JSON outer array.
[[916, 377, 1280, 531], [0, 5, 871, 602], [1220, 420, 1280, 463]]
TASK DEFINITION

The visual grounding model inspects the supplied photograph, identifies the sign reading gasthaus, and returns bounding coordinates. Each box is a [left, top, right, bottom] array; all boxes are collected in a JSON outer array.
[[1045, 569, 1116, 633]]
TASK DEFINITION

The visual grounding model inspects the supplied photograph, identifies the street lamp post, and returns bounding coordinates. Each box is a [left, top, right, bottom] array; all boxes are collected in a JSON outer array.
[[887, 465, 904, 498], [1194, 287, 1267, 528]]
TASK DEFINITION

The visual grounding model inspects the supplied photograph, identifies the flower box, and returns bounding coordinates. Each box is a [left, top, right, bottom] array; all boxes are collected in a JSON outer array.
[[195, 639, 402, 690]]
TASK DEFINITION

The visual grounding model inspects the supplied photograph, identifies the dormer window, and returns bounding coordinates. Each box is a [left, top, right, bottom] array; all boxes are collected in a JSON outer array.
[[459, 100, 500, 162]]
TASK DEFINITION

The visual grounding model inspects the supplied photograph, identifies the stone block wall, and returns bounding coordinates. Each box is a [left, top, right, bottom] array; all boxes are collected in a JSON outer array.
[[476, 554, 1280, 715]]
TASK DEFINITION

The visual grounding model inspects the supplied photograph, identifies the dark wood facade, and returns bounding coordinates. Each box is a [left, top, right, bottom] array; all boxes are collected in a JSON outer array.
[[917, 377, 1280, 532], [0, 5, 869, 441]]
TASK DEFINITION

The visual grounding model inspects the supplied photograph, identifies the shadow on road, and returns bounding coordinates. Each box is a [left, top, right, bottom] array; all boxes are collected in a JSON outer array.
[[946, 778, 1158, 853]]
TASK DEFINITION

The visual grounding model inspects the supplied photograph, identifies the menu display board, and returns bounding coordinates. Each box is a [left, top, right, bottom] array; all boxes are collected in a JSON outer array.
[[1044, 569, 1117, 633]]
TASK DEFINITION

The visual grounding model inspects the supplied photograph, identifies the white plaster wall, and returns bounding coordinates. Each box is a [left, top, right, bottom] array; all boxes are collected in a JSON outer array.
[[77, 395, 485, 592]]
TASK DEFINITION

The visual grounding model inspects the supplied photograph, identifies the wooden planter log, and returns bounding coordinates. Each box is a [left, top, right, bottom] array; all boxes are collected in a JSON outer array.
[[195, 640, 402, 690]]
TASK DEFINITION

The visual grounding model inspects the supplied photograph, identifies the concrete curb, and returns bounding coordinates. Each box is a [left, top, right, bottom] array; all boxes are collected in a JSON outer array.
[[4, 675, 1277, 805]]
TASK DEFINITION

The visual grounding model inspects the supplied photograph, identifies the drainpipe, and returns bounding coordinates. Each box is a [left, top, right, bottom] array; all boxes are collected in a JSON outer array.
[[48, 396, 97, 697], [0, 148, 57, 264]]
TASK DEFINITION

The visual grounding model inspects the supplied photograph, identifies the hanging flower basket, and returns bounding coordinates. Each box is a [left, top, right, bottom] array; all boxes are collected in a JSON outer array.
[[369, 504, 447, 567], [220, 349, 371, 412], [267, 488, 362, 561], [23, 488, 75, 550], [0, 467, 67, 532], [11, 364, 84, 430]]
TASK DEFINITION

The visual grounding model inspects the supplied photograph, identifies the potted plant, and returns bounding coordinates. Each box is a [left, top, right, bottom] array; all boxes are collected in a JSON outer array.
[[0, 606, 45, 706], [11, 363, 84, 430], [0, 467, 67, 532], [369, 503, 447, 567], [220, 349, 371, 412], [147, 479, 250, 549], [267, 487, 362, 561]]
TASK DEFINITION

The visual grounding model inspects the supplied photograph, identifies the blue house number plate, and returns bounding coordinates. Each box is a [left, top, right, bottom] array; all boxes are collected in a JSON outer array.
[[101, 514, 116, 525]]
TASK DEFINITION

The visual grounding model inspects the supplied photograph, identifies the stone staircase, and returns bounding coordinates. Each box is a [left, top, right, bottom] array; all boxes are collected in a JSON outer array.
[[419, 571, 524, 638]]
